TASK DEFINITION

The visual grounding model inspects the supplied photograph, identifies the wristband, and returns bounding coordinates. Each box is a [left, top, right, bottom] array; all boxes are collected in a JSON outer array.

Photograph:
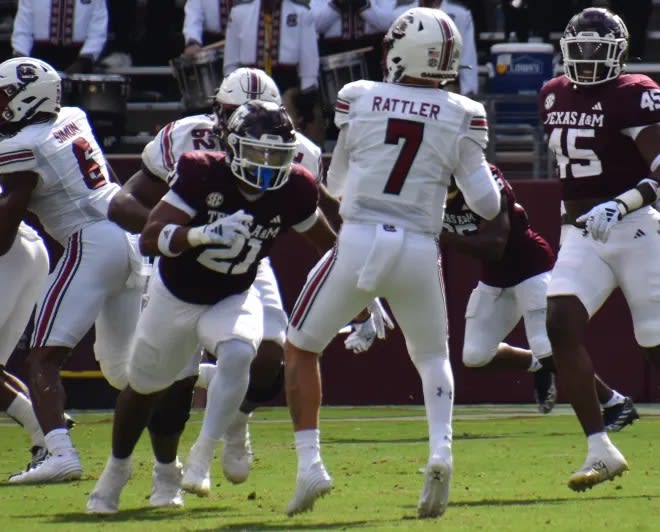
[[157, 224, 182, 257], [187, 225, 210, 247]]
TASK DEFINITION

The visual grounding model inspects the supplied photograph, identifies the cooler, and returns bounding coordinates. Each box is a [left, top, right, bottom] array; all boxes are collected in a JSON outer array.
[[488, 42, 555, 125]]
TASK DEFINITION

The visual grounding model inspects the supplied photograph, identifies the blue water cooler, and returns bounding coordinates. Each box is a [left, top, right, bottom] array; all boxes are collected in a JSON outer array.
[[488, 42, 555, 124]]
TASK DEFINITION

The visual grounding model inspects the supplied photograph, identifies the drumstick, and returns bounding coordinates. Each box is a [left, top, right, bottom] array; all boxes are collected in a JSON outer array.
[[201, 40, 225, 51]]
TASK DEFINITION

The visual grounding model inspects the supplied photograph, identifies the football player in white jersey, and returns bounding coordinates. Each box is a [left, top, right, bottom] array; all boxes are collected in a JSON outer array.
[[104, 68, 376, 505], [284, 7, 501, 518], [0, 57, 146, 484], [0, 216, 49, 469]]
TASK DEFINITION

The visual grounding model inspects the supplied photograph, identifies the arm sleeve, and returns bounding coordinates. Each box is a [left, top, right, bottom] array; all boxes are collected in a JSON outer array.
[[79, 0, 108, 60], [453, 137, 500, 220], [359, 0, 397, 32], [310, 0, 340, 35], [326, 127, 349, 197], [183, 0, 204, 44], [457, 11, 478, 95], [298, 10, 320, 91], [223, 7, 240, 76], [11, 0, 34, 56]]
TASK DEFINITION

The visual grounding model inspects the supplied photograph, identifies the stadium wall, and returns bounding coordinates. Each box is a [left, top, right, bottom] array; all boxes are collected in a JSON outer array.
[[8, 157, 658, 407]]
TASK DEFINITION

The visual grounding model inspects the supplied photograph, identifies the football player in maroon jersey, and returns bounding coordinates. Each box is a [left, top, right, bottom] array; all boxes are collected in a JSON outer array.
[[539, 7, 660, 491], [87, 101, 338, 514], [441, 165, 637, 421]]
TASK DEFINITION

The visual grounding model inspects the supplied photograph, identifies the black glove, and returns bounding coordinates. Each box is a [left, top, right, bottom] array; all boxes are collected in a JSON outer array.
[[330, 0, 350, 12], [349, 0, 371, 11], [296, 88, 319, 127], [65, 55, 94, 74]]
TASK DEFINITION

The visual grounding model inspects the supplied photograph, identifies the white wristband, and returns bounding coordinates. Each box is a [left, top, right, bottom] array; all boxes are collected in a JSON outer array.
[[157, 224, 182, 257], [186, 225, 210, 247]]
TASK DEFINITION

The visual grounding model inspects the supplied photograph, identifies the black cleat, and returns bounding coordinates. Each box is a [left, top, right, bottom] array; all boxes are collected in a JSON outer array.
[[64, 413, 76, 430], [603, 397, 639, 432], [533, 357, 557, 414]]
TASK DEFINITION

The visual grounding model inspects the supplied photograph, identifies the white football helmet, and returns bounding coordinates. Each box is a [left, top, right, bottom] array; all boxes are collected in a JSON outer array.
[[213, 68, 281, 142], [0, 57, 61, 126], [383, 7, 462, 84]]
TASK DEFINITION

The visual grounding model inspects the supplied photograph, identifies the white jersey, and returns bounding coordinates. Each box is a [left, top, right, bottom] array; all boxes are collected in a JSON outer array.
[[0, 107, 119, 245], [142, 113, 323, 183], [331, 80, 488, 234]]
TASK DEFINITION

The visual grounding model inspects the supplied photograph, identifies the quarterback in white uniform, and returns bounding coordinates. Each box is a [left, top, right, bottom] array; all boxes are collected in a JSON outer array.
[[284, 7, 500, 518], [0, 58, 144, 484]]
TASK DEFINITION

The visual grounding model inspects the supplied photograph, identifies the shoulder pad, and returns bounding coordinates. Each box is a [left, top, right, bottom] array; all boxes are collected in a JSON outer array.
[[289, 0, 311, 9]]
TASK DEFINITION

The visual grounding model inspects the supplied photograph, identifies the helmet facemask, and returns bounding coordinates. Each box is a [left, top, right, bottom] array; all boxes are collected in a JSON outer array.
[[561, 32, 627, 85], [560, 8, 629, 86], [226, 132, 297, 191]]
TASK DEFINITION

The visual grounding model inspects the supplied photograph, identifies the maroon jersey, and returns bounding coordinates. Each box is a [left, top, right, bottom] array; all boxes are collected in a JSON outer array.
[[160, 151, 319, 304], [540, 74, 660, 200], [443, 165, 555, 288]]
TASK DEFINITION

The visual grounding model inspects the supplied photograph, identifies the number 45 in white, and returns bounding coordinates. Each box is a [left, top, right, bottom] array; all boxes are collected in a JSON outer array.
[[548, 127, 602, 179]]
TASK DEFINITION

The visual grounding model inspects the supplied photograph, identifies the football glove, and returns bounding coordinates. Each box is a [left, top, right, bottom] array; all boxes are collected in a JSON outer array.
[[187, 209, 253, 247], [344, 298, 395, 354], [575, 200, 627, 243]]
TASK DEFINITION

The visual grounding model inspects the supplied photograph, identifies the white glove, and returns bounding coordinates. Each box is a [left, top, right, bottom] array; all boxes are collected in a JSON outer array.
[[343, 298, 395, 354], [575, 200, 626, 243], [344, 316, 378, 354], [187, 209, 253, 247], [367, 298, 395, 339]]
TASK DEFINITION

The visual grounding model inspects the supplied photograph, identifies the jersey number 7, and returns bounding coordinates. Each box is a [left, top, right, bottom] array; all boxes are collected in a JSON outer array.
[[383, 118, 425, 195]]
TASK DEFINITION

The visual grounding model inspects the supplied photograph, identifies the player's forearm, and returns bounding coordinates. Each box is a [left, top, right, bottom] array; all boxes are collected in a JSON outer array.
[[108, 193, 151, 234], [140, 221, 194, 257], [440, 230, 506, 262]]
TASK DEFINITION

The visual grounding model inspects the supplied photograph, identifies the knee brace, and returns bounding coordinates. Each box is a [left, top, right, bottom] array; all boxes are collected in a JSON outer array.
[[148, 375, 197, 437]]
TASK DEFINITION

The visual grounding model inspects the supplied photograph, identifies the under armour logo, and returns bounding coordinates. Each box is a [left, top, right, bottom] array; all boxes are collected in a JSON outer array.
[[436, 387, 453, 399]]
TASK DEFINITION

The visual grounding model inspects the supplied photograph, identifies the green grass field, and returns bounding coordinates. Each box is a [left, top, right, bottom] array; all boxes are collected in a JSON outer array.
[[1, 404, 659, 531]]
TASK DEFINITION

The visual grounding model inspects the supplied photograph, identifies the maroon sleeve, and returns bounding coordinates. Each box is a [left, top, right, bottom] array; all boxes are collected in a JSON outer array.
[[616, 75, 660, 130], [169, 151, 209, 213], [283, 163, 320, 228]]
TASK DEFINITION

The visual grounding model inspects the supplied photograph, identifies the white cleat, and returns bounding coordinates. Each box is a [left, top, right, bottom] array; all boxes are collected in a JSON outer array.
[[150, 459, 184, 508], [417, 455, 452, 519], [86, 458, 131, 514], [286, 461, 333, 516], [568, 445, 629, 492], [9, 450, 82, 485], [222, 416, 253, 484], [182, 444, 213, 497]]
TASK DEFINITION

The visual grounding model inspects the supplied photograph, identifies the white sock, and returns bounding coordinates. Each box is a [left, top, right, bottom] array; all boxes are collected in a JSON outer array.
[[6, 392, 45, 447], [295, 429, 321, 472], [109, 454, 131, 471], [155, 457, 180, 471], [412, 353, 454, 457], [191, 433, 216, 463], [195, 363, 216, 390], [587, 431, 612, 453], [528, 356, 542, 372], [44, 428, 74, 455], [224, 410, 250, 443], [200, 340, 254, 441], [602, 391, 625, 408]]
